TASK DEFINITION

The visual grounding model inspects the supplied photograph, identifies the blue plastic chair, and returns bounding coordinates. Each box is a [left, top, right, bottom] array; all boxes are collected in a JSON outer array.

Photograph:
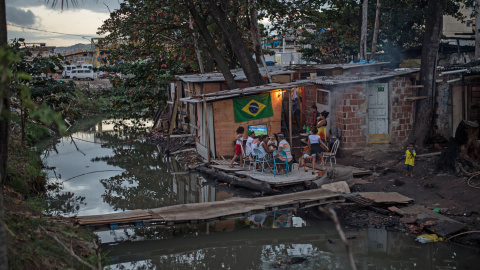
[[253, 148, 271, 174], [273, 150, 289, 177]]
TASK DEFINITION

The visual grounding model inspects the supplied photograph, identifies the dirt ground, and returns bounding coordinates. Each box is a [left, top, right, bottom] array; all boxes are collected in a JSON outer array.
[[287, 137, 480, 248]]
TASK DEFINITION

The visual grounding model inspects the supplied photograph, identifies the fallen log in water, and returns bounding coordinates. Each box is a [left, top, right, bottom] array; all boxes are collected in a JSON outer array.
[[310, 168, 355, 189], [196, 166, 275, 194]]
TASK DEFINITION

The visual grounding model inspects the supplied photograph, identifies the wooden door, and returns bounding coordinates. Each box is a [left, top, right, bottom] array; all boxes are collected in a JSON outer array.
[[368, 83, 389, 143]]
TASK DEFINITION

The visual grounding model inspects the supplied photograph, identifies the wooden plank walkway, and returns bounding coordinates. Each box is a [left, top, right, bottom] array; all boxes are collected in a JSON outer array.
[[77, 189, 344, 230]]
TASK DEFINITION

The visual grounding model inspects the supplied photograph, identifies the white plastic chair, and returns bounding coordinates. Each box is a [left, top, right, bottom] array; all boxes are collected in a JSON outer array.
[[323, 139, 340, 167]]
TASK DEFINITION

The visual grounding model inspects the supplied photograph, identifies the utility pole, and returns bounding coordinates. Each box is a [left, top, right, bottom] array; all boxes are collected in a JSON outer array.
[[476, 0, 480, 60]]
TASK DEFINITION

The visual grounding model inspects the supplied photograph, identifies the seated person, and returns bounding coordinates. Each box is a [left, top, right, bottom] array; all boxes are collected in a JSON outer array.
[[267, 133, 278, 151], [271, 133, 292, 172]]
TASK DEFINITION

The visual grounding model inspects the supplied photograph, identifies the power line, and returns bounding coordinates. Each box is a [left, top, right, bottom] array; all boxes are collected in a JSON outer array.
[[7, 22, 98, 38]]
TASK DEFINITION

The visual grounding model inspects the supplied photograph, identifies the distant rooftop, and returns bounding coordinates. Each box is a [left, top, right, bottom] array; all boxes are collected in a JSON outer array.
[[175, 65, 294, 83], [286, 62, 388, 70], [311, 69, 419, 85]]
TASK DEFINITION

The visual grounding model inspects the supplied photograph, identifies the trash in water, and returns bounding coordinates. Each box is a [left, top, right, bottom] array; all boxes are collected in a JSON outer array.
[[415, 234, 443, 243]]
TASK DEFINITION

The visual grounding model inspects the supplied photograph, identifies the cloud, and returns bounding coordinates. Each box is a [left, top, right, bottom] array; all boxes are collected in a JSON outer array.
[[6, 6, 37, 26], [6, 0, 121, 14]]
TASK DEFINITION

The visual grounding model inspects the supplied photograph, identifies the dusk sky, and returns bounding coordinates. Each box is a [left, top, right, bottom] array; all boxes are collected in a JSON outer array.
[[6, 0, 121, 47]]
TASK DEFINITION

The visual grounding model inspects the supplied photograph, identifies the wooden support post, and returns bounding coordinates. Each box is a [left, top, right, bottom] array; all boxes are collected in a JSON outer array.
[[169, 92, 179, 135], [203, 96, 211, 164], [166, 134, 171, 154], [288, 89, 293, 147]]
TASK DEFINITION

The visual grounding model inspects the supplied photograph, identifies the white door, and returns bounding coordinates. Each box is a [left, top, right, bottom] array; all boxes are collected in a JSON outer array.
[[316, 89, 331, 132], [368, 83, 388, 134]]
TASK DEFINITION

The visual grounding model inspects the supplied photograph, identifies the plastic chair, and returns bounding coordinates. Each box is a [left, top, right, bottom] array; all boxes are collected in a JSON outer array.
[[298, 146, 315, 172], [323, 139, 340, 167], [253, 148, 271, 174], [273, 150, 290, 177]]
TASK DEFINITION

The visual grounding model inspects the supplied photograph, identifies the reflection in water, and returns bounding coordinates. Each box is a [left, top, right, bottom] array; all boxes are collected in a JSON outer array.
[[43, 119, 219, 217], [42, 119, 480, 270], [104, 226, 480, 270]]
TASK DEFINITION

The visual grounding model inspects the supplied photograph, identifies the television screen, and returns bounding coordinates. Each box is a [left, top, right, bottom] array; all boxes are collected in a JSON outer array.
[[248, 124, 268, 136]]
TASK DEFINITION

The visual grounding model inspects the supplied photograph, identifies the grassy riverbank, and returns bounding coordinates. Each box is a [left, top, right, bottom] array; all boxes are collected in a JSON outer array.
[[4, 90, 108, 269]]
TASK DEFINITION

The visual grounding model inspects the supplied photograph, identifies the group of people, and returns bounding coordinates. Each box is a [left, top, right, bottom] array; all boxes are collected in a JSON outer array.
[[229, 127, 292, 171], [229, 106, 331, 172]]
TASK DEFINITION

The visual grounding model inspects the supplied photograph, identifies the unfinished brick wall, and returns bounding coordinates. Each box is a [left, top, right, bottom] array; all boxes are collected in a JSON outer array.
[[212, 92, 283, 157], [331, 85, 368, 149], [307, 74, 416, 149], [304, 85, 317, 127], [390, 76, 415, 145]]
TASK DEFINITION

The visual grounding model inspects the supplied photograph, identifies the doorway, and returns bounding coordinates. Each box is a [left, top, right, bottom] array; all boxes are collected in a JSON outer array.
[[368, 83, 389, 143]]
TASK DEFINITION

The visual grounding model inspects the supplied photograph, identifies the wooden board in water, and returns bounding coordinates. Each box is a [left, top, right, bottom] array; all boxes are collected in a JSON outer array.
[[78, 209, 152, 225], [149, 189, 342, 222], [77, 189, 344, 226]]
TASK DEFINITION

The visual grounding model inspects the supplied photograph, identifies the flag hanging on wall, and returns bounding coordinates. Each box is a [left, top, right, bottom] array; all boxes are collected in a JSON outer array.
[[233, 93, 274, 122]]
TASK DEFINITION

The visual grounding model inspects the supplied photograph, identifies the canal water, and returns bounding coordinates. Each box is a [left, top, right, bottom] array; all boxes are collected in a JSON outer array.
[[42, 120, 480, 269]]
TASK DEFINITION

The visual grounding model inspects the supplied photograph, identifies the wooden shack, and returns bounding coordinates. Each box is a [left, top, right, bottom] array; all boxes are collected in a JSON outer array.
[[180, 81, 311, 160]]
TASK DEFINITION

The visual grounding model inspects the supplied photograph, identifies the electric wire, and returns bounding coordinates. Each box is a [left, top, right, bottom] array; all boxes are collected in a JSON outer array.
[[7, 22, 97, 38], [61, 170, 125, 182]]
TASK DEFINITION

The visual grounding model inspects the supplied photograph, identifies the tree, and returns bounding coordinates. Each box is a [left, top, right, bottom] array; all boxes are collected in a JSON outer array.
[[298, 0, 360, 63], [407, 0, 444, 147], [370, 0, 381, 61], [476, 0, 480, 60], [359, 0, 368, 60], [99, 0, 269, 89], [0, 0, 10, 267]]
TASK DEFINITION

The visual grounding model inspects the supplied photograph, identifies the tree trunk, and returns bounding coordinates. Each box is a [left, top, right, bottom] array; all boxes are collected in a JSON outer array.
[[196, 166, 274, 194], [189, 19, 205, 74], [310, 168, 355, 189], [407, 0, 443, 148], [371, 0, 381, 61], [206, 0, 265, 86], [0, 0, 9, 267], [437, 120, 480, 174], [476, 0, 480, 60], [249, 0, 263, 64], [359, 0, 368, 60], [189, 7, 238, 89]]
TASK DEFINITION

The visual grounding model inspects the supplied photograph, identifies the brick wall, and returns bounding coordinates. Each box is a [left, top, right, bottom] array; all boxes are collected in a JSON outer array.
[[332, 85, 368, 149], [304, 74, 415, 149], [212, 92, 283, 157], [390, 76, 415, 144]]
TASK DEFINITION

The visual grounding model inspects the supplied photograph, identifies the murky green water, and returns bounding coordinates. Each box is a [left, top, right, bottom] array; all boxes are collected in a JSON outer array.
[[42, 120, 480, 270]]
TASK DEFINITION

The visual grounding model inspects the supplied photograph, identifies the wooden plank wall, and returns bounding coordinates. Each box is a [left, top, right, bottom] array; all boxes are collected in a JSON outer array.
[[213, 92, 283, 157]]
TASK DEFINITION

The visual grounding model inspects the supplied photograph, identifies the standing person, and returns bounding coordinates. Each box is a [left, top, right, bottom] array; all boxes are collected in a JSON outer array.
[[245, 131, 255, 157], [272, 133, 293, 173], [311, 105, 321, 126], [316, 110, 329, 144], [405, 143, 416, 177], [229, 126, 245, 168], [308, 127, 329, 171], [292, 97, 302, 131]]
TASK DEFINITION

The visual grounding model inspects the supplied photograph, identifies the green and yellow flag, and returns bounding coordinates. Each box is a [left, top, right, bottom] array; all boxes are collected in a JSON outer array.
[[233, 93, 274, 122]]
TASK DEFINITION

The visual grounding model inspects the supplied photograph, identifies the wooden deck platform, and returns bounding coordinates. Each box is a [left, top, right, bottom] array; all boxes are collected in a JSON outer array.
[[77, 189, 345, 230], [234, 166, 319, 186], [210, 162, 372, 187]]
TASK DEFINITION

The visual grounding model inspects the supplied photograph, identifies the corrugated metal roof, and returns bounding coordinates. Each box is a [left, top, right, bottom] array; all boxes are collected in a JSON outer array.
[[287, 62, 388, 70], [311, 69, 419, 85], [175, 65, 295, 83], [180, 80, 313, 103]]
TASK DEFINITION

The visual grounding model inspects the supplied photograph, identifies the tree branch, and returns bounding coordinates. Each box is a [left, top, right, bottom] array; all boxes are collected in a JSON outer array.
[[39, 226, 96, 270], [319, 207, 357, 270]]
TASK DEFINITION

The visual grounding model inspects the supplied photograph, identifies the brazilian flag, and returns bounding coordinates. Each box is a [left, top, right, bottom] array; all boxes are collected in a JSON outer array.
[[233, 93, 274, 122]]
